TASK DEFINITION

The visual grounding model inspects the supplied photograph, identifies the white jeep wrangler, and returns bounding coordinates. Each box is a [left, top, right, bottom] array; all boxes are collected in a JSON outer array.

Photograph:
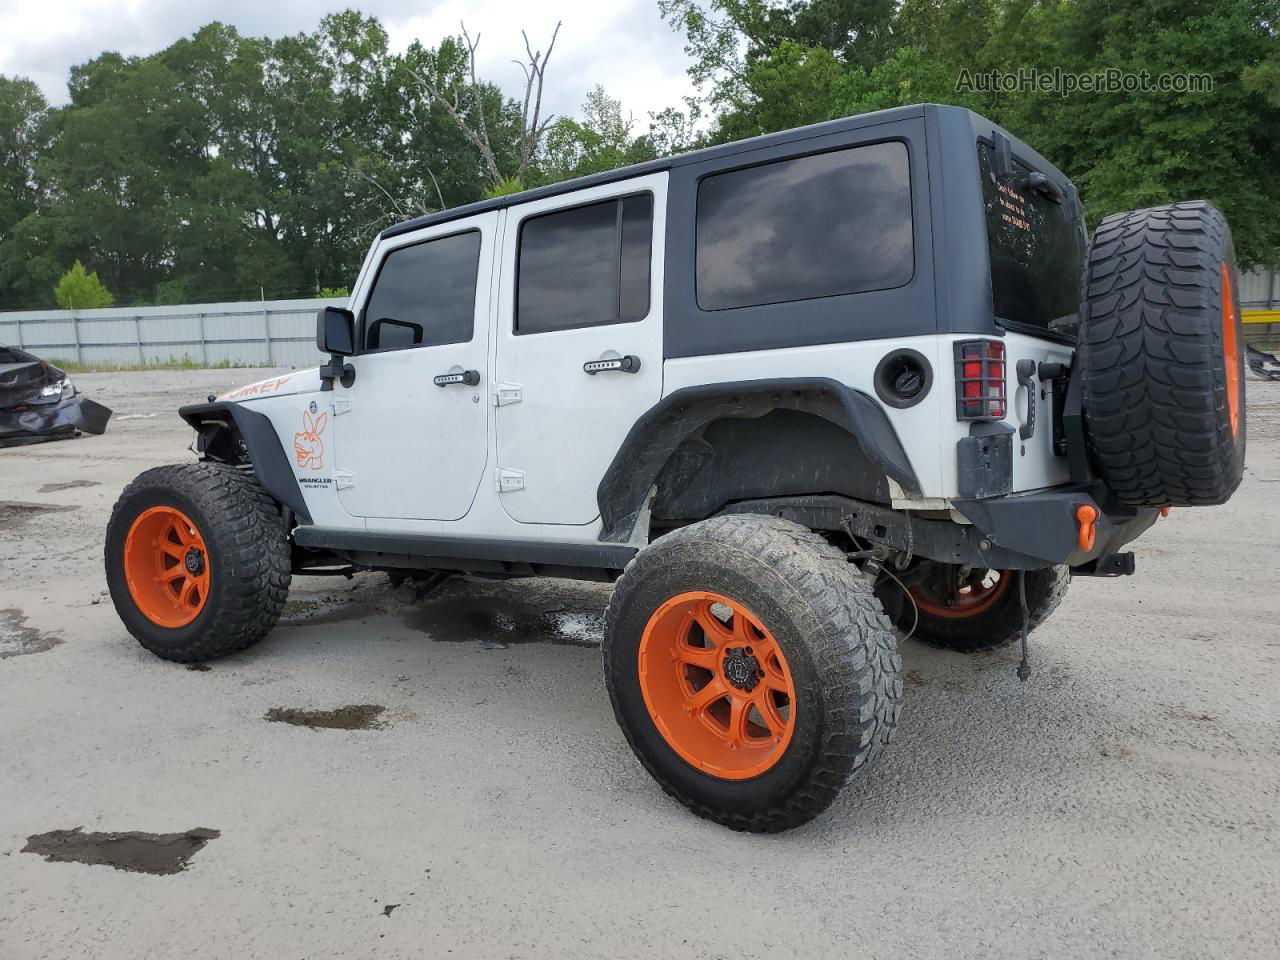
[[105, 105, 1246, 832]]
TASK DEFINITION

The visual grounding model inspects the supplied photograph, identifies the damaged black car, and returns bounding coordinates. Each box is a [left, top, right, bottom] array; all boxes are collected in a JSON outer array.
[[0, 346, 111, 448]]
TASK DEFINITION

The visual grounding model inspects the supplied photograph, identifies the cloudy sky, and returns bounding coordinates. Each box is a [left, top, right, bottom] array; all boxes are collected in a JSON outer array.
[[0, 0, 699, 124]]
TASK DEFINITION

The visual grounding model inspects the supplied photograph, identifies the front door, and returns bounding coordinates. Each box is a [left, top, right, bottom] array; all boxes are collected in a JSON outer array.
[[493, 173, 667, 525], [331, 213, 496, 520]]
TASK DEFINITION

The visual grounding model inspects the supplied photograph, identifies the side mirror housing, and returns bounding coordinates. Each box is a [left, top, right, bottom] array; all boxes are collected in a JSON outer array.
[[317, 307, 356, 392], [317, 306, 355, 356]]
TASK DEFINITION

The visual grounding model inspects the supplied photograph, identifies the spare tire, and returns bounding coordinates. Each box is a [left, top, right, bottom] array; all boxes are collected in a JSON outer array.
[[1078, 200, 1245, 506]]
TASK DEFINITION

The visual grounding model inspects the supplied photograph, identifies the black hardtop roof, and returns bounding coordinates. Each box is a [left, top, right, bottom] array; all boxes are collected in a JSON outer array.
[[379, 103, 1061, 239], [381, 104, 929, 239]]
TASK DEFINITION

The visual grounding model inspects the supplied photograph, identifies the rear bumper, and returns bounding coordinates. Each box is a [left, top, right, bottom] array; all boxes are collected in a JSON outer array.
[[952, 485, 1159, 569]]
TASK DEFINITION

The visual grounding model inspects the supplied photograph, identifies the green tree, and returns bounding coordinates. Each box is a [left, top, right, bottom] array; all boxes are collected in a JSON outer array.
[[666, 0, 1280, 267], [541, 86, 660, 183], [0, 75, 52, 308], [54, 260, 114, 308]]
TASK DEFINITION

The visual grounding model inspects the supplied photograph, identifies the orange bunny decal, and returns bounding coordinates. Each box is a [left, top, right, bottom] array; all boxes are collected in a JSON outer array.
[[294, 410, 328, 471]]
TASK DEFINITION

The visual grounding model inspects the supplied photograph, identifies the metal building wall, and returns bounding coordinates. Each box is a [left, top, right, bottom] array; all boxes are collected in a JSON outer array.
[[0, 298, 343, 368]]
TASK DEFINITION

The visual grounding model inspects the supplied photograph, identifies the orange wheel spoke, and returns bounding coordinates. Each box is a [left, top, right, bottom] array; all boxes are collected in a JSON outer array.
[[165, 520, 191, 547], [687, 679, 728, 716], [762, 671, 789, 694], [160, 567, 186, 583], [755, 693, 787, 737], [676, 645, 719, 671], [725, 696, 750, 746], [693, 603, 733, 648], [159, 541, 185, 560], [732, 611, 759, 646]]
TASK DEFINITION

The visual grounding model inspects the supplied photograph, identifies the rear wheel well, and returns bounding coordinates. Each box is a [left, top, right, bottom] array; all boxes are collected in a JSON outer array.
[[649, 409, 891, 530], [596, 379, 920, 544]]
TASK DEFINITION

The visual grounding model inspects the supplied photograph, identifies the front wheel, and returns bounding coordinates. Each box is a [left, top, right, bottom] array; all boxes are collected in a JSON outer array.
[[105, 463, 291, 662], [604, 515, 901, 832], [888, 562, 1070, 653]]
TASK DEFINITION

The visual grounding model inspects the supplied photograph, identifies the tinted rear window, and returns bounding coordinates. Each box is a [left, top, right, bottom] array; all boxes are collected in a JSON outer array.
[[978, 142, 1085, 331], [695, 141, 913, 311]]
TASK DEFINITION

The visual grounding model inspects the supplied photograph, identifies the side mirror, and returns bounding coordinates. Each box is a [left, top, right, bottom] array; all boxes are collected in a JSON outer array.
[[317, 307, 356, 392], [317, 306, 355, 356]]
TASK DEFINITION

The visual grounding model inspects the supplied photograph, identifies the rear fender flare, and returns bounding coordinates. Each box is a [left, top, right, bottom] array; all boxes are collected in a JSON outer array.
[[178, 401, 311, 524], [597, 378, 920, 543]]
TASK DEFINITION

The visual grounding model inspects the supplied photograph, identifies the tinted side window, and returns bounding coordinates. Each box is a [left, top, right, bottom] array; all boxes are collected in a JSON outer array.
[[363, 230, 481, 351], [696, 142, 913, 311], [516, 194, 653, 334]]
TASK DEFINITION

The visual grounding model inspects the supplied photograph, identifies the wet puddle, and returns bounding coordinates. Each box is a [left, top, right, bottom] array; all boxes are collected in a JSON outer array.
[[264, 704, 386, 730], [403, 591, 606, 649], [0, 608, 61, 659], [0, 501, 78, 529], [22, 827, 220, 875], [36, 480, 100, 494]]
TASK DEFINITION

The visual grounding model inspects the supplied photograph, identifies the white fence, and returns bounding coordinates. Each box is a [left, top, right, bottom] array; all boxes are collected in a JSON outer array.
[[0, 297, 343, 368], [1240, 267, 1279, 311]]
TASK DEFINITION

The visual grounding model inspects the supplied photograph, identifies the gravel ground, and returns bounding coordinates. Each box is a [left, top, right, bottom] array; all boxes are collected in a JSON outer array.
[[1, 368, 1278, 960]]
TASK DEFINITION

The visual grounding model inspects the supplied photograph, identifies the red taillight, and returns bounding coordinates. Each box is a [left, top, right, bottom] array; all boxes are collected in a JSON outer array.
[[954, 340, 1007, 421]]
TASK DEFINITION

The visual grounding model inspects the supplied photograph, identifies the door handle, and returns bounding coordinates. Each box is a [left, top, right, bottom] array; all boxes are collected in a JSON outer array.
[[434, 370, 480, 387], [1016, 359, 1036, 440], [584, 355, 641, 375]]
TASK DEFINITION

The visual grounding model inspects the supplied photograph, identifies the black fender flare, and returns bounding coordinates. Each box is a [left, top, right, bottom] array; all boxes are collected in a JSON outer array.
[[178, 401, 312, 524], [597, 378, 920, 543]]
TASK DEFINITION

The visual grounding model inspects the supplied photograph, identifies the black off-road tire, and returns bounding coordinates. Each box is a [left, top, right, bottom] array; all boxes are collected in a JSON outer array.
[[603, 515, 902, 833], [891, 565, 1070, 653], [105, 463, 291, 662], [1079, 200, 1246, 506]]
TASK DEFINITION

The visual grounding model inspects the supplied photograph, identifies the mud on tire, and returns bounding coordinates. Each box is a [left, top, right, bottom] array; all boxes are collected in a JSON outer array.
[[603, 515, 902, 833], [105, 463, 291, 662], [1079, 200, 1245, 506]]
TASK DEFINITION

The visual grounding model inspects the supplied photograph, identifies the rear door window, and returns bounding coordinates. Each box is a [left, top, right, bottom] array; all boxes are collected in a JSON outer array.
[[978, 143, 1085, 332], [516, 194, 653, 334], [695, 141, 913, 311]]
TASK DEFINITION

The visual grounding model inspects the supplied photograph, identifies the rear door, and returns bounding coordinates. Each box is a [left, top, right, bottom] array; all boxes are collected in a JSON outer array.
[[493, 173, 667, 525], [331, 213, 496, 520], [978, 139, 1086, 491]]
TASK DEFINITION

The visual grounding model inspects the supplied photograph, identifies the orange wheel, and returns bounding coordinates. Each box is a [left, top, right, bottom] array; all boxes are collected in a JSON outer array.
[[1221, 261, 1241, 438], [909, 568, 1010, 620], [638, 591, 796, 780], [123, 506, 211, 628]]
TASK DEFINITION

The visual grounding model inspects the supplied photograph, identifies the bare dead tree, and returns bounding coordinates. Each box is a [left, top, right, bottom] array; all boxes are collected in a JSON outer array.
[[412, 20, 562, 188], [346, 163, 446, 237]]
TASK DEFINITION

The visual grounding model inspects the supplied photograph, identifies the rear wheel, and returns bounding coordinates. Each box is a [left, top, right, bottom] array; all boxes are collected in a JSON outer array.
[[604, 515, 901, 832], [890, 561, 1070, 653], [105, 463, 291, 662]]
